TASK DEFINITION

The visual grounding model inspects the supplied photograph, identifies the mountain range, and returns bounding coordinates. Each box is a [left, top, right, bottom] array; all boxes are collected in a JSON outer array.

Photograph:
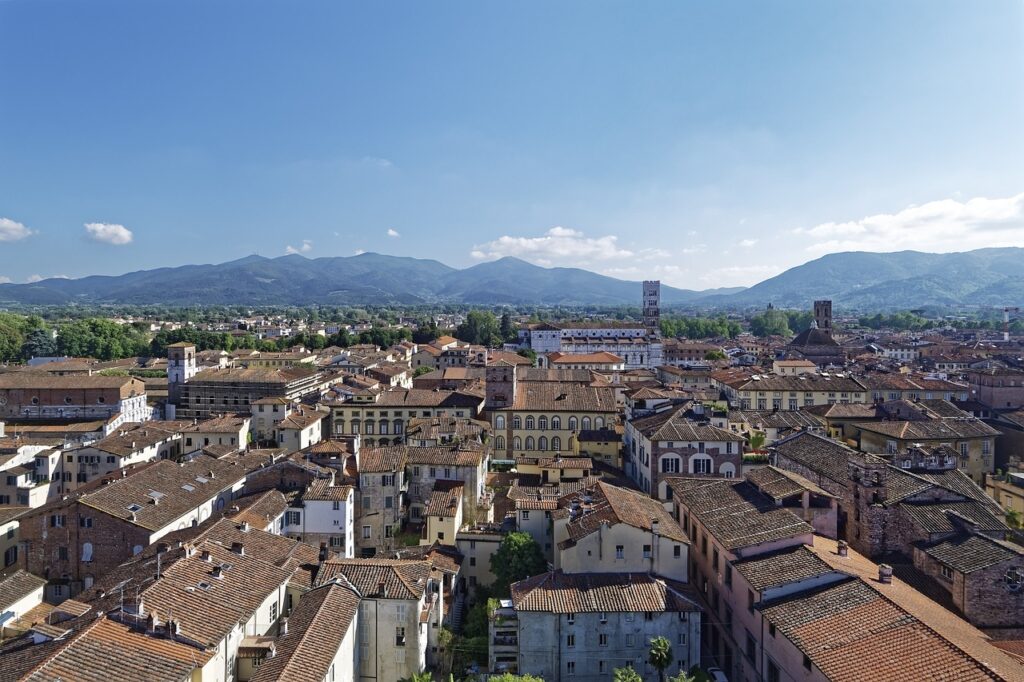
[[1, 248, 1021, 309]]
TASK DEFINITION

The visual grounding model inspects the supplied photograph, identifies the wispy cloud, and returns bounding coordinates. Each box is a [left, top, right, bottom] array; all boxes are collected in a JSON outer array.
[[739, 238, 758, 248], [354, 249, 366, 256], [85, 222, 133, 245], [285, 239, 313, 255], [699, 264, 783, 287], [26, 274, 70, 283], [0, 276, 11, 284], [471, 226, 633, 264], [0, 217, 34, 241], [386, 228, 400, 238], [795, 192, 1024, 254]]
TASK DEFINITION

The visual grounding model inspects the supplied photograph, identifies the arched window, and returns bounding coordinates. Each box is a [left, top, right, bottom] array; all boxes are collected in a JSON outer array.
[[525, 416, 535, 430], [513, 416, 522, 429], [379, 420, 389, 435], [551, 416, 561, 430], [495, 415, 506, 429], [719, 462, 736, 478], [513, 437, 522, 450], [525, 437, 535, 451], [538, 436, 548, 451], [538, 416, 548, 430], [568, 417, 578, 431], [581, 417, 592, 431], [379, 438, 389, 446], [495, 435, 505, 450], [551, 436, 561, 451], [689, 454, 713, 475], [595, 417, 605, 429]]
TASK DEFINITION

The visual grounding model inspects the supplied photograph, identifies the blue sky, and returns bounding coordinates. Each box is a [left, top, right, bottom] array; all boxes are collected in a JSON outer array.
[[1, 0, 1022, 288]]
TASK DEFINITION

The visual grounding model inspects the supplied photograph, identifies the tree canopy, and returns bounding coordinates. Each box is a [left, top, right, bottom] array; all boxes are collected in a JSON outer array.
[[490, 531, 547, 597]]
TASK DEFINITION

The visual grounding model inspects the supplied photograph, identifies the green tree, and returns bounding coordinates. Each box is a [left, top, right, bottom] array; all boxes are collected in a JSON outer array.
[[516, 348, 537, 363], [455, 311, 501, 346], [56, 318, 149, 360], [649, 636, 674, 682], [490, 531, 547, 597], [20, 327, 56, 360], [486, 675, 545, 682], [749, 309, 792, 337], [1006, 508, 1022, 529], [412, 320, 441, 344], [413, 365, 434, 377], [704, 350, 726, 361], [613, 666, 643, 682], [500, 311, 516, 342]]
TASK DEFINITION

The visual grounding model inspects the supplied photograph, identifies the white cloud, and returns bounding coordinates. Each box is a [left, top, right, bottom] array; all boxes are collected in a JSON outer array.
[[795, 192, 1024, 254], [84, 222, 133, 245], [0, 276, 11, 284], [0, 218, 34, 241], [354, 249, 366, 256], [285, 239, 313, 255], [26, 274, 43, 283], [387, 228, 400, 238], [738, 238, 758, 248], [471, 226, 634, 264], [699, 264, 784, 288]]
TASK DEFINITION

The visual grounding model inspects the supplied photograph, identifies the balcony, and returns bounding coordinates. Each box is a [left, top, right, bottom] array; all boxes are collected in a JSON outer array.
[[492, 634, 518, 648]]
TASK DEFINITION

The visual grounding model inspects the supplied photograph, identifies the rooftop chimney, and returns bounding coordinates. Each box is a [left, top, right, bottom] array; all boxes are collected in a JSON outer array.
[[201, 549, 212, 562], [319, 543, 329, 563], [878, 563, 893, 584], [230, 542, 245, 556], [280, 617, 288, 636], [837, 540, 848, 557], [239, 521, 250, 533], [378, 581, 387, 598]]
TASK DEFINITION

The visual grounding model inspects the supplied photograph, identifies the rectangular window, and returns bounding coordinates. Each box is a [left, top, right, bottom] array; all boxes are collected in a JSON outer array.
[[940, 564, 954, 581], [567, 661, 575, 675], [713, 547, 719, 573], [567, 634, 575, 647], [643, 544, 652, 558], [746, 631, 756, 661], [567, 612, 575, 624], [673, 545, 681, 558], [725, 564, 732, 587], [615, 545, 624, 559], [395, 626, 406, 646], [362, 526, 371, 539], [521, 510, 530, 520]]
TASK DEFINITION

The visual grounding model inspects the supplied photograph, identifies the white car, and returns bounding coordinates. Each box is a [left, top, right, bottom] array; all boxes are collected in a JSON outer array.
[[706, 667, 729, 682]]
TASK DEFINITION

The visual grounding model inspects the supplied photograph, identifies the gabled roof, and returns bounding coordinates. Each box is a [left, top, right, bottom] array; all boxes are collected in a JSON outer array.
[[0, 570, 46, 610], [733, 544, 838, 592], [773, 431, 857, 484], [558, 481, 687, 545], [919, 534, 1024, 574], [250, 582, 360, 682], [314, 559, 431, 600], [631, 408, 744, 442], [666, 476, 813, 551], [511, 571, 700, 613]]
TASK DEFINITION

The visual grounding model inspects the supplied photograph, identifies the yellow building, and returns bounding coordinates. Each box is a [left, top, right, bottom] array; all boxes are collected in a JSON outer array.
[[986, 472, 1024, 520]]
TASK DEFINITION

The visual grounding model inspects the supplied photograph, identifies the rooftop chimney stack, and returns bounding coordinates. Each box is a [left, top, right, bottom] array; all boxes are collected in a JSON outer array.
[[837, 540, 848, 557], [878, 563, 893, 584]]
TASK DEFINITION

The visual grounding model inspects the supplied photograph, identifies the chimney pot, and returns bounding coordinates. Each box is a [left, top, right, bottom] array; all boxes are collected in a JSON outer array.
[[878, 563, 893, 584], [201, 549, 211, 562], [280, 617, 288, 635], [837, 540, 848, 557]]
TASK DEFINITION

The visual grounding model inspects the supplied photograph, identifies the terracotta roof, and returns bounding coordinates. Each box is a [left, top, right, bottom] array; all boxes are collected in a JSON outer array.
[[761, 578, 1002, 682], [667, 476, 813, 550], [746, 465, 835, 500], [511, 571, 700, 613], [498, 382, 616, 413], [404, 444, 486, 468], [558, 481, 687, 545], [87, 422, 183, 457], [0, 374, 144, 390], [773, 431, 857, 484], [548, 352, 624, 364], [250, 582, 360, 682], [631, 408, 744, 442], [425, 482, 463, 517], [228, 490, 290, 531], [919, 534, 1024, 574], [901, 501, 1009, 535], [189, 366, 318, 384], [72, 457, 252, 531], [0, 570, 46, 610], [18, 616, 213, 682], [808, 537, 1024, 681], [357, 445, 409, 474], [314, 559, 431, 600], [301, 479, 353, 503], [182, 415, 249, 433], [853, 419, 999, 440], [374, 388, 483, 409], [277, 407, 325, 430], [732, 544, 837, 592]]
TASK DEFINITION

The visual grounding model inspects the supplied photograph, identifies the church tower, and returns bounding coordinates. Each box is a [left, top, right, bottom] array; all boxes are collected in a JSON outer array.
[[167, 342, 196, 419], [643, 280, 661, 333], [814, 300, 833, 338], [485, 361, 517, 410]]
